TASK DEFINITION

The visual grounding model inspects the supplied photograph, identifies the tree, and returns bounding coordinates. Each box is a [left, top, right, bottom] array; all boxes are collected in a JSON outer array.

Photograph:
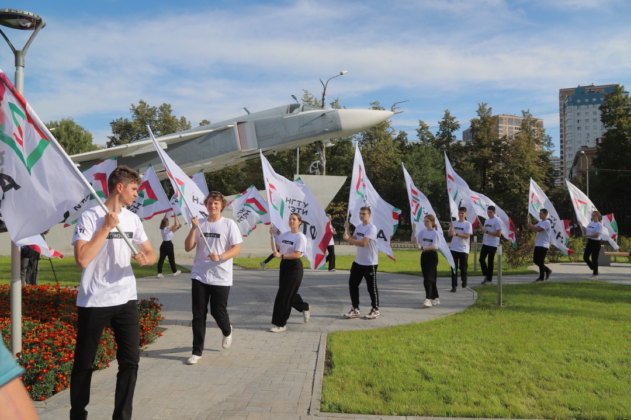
[[47, 118, 98, 154], [433, 109, 460, 155], [416, 120, 435, 145], [466, 103, 497, 191], [107, 100, 191, 146]]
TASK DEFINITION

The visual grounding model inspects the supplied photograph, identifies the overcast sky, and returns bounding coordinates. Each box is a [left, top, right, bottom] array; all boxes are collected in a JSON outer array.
[[1, 0, 630, 154]]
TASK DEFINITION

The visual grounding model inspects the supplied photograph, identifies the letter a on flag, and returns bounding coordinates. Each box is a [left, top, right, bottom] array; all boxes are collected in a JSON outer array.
[[0, 70, 89, 242]]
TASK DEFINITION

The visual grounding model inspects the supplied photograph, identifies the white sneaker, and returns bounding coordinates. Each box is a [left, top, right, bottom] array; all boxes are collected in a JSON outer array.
[[303, 309, 311, 323], [591, 275, 599, 280], [432, 298, 440, 306], [365, 308, 380, 319], [186, 355, 201, 365], [222, 326, 233, 349], [156, 273, 164, 278], [259, 262, 266, 270], [423, 299, 433, 308], [173, 270, 182, 277], [343, 307, 360, 319], [269, 325, 287, 333]]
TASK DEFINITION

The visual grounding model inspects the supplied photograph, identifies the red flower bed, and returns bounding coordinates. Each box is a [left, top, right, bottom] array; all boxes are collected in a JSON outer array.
[[0, 285, 163, 401]]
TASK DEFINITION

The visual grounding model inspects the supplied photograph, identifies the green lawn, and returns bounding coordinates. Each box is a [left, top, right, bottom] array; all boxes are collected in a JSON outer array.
[[234, 249, 532, 276], [322, 282, 631, 418], [0, 256, 189, 287]]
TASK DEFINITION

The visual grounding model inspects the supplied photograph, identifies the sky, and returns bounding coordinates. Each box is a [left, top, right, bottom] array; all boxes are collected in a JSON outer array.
[[1, 0, 630, 155]]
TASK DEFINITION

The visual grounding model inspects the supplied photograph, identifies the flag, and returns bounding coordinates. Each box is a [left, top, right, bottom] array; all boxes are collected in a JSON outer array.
[[16, 234, 63, 259], [63, 158, 117, 226], [474, 191, 517, 246], [228, 185, 270, 237], [348, 145, 401, 260], [565, 179, 619, 250], [0, 70, 90, 242], [261, 151, 331, 269], [129, 165, 172, 220], [444, 153, 480, 228], [563, 219, 572, 237], [528, 178, 571, 255], [402, 164, 455, 269], [603, 213, 618, 242], [148, 130, 207, 225], [192, 171, 209, 197]]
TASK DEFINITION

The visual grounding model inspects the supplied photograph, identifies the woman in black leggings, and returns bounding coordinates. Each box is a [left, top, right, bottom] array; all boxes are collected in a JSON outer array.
[[157, 214, 181, 278], [416, 214, 440, 308]]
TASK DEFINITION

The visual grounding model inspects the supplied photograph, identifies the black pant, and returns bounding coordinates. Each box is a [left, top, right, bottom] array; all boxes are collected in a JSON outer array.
[[191, 280, 231, 356], [272, 259, 309, 327], [584, 239, 601, 275], [533, 246, 550, 280], [479, 245, 498, 281], [20, 246, 39, 285], [157, 240, 177, 274], [262, 253, 274, 265], [421, 251, 439, 299], [349, 262, 379, 310], [326, 245, 336, 270], [450, 251, 468, 288], [70, 300, 140, 420]]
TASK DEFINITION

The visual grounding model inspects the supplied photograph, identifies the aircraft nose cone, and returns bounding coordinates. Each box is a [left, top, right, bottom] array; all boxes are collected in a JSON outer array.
[[337, 109, 394, 135]]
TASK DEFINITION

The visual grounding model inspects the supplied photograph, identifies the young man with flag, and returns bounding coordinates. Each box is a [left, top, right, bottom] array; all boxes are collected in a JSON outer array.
[[448, 206, 473, 292], [343, 206, 380, 320], [184, 191, 242, 365], [479, 205, 502, 285], [70, 166, 157, 420], [527, 208, 552, 282], [584, 210, 603, 279]]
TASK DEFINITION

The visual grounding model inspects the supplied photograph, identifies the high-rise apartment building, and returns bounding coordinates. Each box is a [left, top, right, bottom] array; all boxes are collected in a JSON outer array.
[[462, 114, 543, 143], [559, 84, 617, 179]]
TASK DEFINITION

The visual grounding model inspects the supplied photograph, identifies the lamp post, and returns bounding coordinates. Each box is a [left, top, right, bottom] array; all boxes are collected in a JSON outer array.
[[580, 150, 589, 197], [0, 8, 46, 355], [319, 70, 347, 109]]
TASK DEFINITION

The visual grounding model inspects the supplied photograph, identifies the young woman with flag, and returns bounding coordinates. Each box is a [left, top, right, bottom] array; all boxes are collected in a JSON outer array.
[[184, 191, 243, 365], [448, 206, 472, 292], [269, 213, 310, 333], [417, 214, 440, 308], [157, 214, 182, 278], [584, 210, 603, 279], [479, 206, 502, 284]]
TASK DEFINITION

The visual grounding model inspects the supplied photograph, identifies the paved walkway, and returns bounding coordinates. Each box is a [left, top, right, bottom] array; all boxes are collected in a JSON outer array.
[[35, 262, 631, 419]]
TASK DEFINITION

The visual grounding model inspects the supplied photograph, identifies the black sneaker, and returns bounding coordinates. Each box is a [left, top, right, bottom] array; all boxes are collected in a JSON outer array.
[[534, 278, 544, 282], [462, 282, 467, 288], [545, 269, 552, 280], [481, 279, 492, 285], [450, 287, 456, 293]]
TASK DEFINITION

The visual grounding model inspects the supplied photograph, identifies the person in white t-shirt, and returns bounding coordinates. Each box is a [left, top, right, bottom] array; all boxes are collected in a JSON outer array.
[[326, 214, 337, 272], [184, 191, 243, 365], [269, 213, 310, 333], [157, 213, 182, 278], [448, 206, 473, 292], [343, 206, 380, 320], [584, 210, 603, 278], [71, 166, 157, 420], [527, 208, 553, 282], [417, 214, 441, 308], [479, 205, 502, 285]]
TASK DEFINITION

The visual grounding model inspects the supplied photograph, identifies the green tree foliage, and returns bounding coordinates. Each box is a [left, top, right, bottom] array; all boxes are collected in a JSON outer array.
[[593, 85, 631, 231], [48, 118, 98, 155], [107, 100, 191, 146]]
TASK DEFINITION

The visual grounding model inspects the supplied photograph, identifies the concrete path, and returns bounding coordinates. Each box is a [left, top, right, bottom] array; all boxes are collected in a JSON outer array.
[[35, 261, 631, 420]]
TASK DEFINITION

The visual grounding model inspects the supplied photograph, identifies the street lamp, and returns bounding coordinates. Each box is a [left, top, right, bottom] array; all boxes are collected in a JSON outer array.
[[579, 150, 589, 197], [0, 8, 46, 355], [320, 70, 347, 109]]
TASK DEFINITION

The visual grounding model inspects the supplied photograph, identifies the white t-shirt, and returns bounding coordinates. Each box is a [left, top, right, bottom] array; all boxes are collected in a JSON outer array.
[[191, 217, 243, 286], [450, 220, 473, 253], [276, 231, 307, 256], [482, 217, 502, 247], [161, 227, 174, 241], [586, 221, 602, 241], [534, 219, 551, 248], [328, 224, 336, 246], [72, 206, 148, 308], [353, 223, 378, 266], [416, 228, 438, 251]]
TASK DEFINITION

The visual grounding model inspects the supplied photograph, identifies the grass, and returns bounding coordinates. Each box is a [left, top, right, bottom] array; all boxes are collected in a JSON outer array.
[[0, 256, 189, 287], [322, 282, 631, 418], [234, 249, 532, 276]]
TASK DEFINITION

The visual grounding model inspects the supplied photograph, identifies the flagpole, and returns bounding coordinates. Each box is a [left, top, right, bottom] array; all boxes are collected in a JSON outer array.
[[147, 126, 213, 255], [31, 109, 139, 254]]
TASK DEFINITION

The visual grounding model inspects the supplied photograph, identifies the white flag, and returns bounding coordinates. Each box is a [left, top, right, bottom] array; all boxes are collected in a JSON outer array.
[[444, 153, 480, 227], [0, 70, 90, 242], [16, 234, 63, 259], [348, 145, 401, 260], [472, 191, 517, 246], [228, 185, 270, 237], [64, 158, 117, 226], [566, 179, 618, 250], [192, 171, 209, 197], [148, 130, 207, 225], [402, 164, 455, 269], [129, 165, 172, 220], [528, 178, 571, 255], [261, 151, 332, 269]]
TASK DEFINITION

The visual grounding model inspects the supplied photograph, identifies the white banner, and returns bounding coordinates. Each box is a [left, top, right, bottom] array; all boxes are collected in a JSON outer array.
[[129, 165, 172, 220], [192, 171, 209, 197], [528, 178, 571, 255], [228, 185, 270, 237], [444, 153, 479, 228]]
